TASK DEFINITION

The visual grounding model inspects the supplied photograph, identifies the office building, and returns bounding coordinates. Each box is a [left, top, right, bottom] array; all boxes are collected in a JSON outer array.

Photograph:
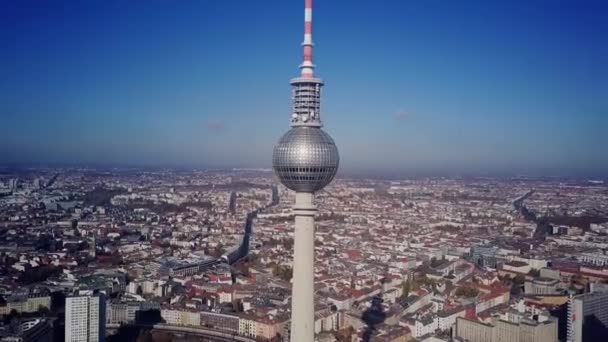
[[65, 294, 106, 342], [567, 291, 608, 342]]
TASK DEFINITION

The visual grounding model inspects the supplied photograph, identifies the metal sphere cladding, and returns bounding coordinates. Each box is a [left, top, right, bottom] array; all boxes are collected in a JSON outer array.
[[273, 127, 339, 192]]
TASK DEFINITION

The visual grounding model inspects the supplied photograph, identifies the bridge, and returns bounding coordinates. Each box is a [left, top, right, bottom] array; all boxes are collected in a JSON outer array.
[[107, 323, 256, 342], [152, 324, 255, 341]]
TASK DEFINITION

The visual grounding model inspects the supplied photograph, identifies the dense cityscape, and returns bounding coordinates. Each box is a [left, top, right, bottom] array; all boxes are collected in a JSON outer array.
[[0, 169, 607, 341], [2, 0, 606, 341]]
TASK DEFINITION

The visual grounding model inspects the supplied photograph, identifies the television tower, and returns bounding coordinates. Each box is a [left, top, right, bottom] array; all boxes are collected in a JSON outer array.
[[272, 1, 339, 341]]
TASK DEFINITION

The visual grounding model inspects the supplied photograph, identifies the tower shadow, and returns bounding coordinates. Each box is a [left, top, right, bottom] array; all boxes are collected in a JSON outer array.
[[361, 294, 386, 342]]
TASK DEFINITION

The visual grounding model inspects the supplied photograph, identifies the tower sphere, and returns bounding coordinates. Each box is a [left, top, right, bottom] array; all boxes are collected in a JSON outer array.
[[272, 127, 339, 192]]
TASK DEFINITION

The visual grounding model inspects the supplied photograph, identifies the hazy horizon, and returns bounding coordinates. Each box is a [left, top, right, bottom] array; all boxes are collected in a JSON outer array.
[[2, 0, 607, 176], [1, 161, 607, 180]]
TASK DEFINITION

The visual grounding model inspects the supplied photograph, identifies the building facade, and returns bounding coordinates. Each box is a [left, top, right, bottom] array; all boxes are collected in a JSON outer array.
[[567, 291, 608, 342], [0, 293, 51, 315], [455, 315, 557, 342], [200, 311, 239, 333], [524, 278, 563, 295], [65, 294, 106, 342]]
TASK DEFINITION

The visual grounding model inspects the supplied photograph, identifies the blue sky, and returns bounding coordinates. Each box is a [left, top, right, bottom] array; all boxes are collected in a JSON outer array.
[[1, 0, 607, 176]]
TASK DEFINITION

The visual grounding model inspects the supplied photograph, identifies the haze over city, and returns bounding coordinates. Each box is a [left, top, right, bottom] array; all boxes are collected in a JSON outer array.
[[2, 0, 607, 176]]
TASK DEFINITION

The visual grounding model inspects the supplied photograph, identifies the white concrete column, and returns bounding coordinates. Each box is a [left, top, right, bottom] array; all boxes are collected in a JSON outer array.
[[290, 192, 316, 342]]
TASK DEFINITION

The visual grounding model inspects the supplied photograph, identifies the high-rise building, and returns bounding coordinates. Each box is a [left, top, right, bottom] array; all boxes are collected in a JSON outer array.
[[65, 294, 106, 342], [89, 235, 96, 258], [229, 191, 237, 214], [568, 291, 608, 342], [272, 1, 339, 341], [471, 245, 499, 268]]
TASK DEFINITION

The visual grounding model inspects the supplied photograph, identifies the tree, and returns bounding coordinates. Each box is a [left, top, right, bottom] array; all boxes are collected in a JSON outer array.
[[106, 325, 143, 342], [151, 331, 174, 342], [19, 265, 63, 285], [335, 327, 355, 342], [513, 274, 526, 285], [282, 239, 294, 250], [455, 287, 479, 298], [272, 265, 293, 282], [431, 257, 445, 268], [37, 305, 50, 317], [412, 275, 436, 290], [136, 330, 154, 342]]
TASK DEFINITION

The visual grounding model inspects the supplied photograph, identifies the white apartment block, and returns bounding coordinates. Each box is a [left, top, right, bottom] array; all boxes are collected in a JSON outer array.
[[65, 295, 106, 342]]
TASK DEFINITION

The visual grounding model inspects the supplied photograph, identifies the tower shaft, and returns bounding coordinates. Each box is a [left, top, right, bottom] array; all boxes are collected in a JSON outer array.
[[291, 192, 316, 342]]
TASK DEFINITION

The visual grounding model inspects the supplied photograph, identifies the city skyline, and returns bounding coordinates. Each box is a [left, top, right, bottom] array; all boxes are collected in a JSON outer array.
[[2, 0, 607, 177]]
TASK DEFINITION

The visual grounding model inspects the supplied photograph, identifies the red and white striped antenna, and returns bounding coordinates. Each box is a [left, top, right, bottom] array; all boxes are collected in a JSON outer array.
[[300, 0, 315, 78]]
